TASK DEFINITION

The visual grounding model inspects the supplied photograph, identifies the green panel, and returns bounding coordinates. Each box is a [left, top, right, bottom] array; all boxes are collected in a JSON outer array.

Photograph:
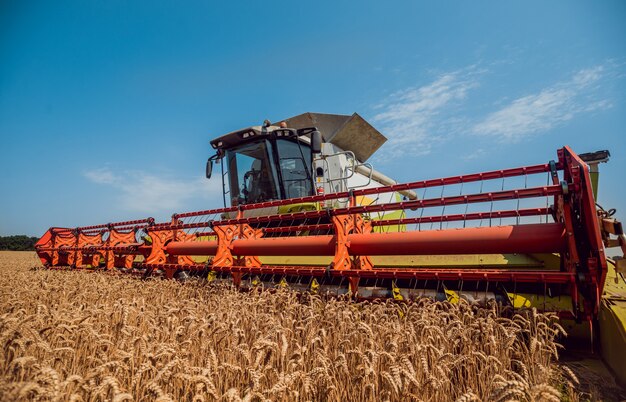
[[600, 300, 626, 388], [590, 171, 600, 199], [600, 262, 626, 387], [277, 202, 320, 214], [260, 253, 560, 269]]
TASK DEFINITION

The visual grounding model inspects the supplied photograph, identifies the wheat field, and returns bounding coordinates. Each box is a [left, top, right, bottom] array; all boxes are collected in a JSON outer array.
[[0, 251, 581, 401]]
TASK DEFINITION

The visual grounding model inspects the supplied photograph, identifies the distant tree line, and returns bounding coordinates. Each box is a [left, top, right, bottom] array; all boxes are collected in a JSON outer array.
[[0, 235, 39, 251]]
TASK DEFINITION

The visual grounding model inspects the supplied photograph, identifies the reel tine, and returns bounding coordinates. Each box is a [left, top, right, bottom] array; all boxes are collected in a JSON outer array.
[[485, 279, 490, 305], [439, 183, 446, 230], [499, 176, 505, 226], [478, 179, 484, 228], [418, 187, 427, 232]]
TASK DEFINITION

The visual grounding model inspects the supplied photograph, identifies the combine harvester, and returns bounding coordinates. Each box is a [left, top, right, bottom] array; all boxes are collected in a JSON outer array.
[[35, 113, 626, 382]]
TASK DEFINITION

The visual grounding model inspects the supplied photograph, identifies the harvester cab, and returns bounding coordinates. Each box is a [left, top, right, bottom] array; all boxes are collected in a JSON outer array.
[[208, 124, 316, 206], [207, 112, 417, 213]]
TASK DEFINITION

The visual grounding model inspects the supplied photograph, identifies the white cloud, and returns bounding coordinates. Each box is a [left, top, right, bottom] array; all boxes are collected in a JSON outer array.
[[83, 168, 117, 184], [372, 67, 482, 158], [462, 148, 487, 161], [472, 66, 611, 141], [83, 168, 222, 214]]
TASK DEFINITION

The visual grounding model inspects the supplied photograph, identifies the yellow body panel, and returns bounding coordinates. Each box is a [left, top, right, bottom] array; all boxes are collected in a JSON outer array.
[[277, 202, 319, 214], [260, 253, 561, 270], [600, 263, 626, 387], [357, 194, 407, 233]]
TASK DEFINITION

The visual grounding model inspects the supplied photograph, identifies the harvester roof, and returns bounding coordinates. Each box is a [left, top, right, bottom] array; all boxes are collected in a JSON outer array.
[[209, 125, 284, 151], [210, 112, 388, 162]]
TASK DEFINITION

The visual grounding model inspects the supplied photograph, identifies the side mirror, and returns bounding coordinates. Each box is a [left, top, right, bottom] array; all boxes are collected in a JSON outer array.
[[205, 158, 213, 179], [311, 130, 322, 154]]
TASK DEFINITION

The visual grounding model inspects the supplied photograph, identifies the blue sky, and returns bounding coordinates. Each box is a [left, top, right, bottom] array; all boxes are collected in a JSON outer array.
[[1, 1, 625, 236]]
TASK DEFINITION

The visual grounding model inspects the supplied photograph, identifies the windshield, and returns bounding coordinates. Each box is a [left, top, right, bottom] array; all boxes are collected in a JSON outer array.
[[275, 139, 313, 199], [226, 140, 280, 205]]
